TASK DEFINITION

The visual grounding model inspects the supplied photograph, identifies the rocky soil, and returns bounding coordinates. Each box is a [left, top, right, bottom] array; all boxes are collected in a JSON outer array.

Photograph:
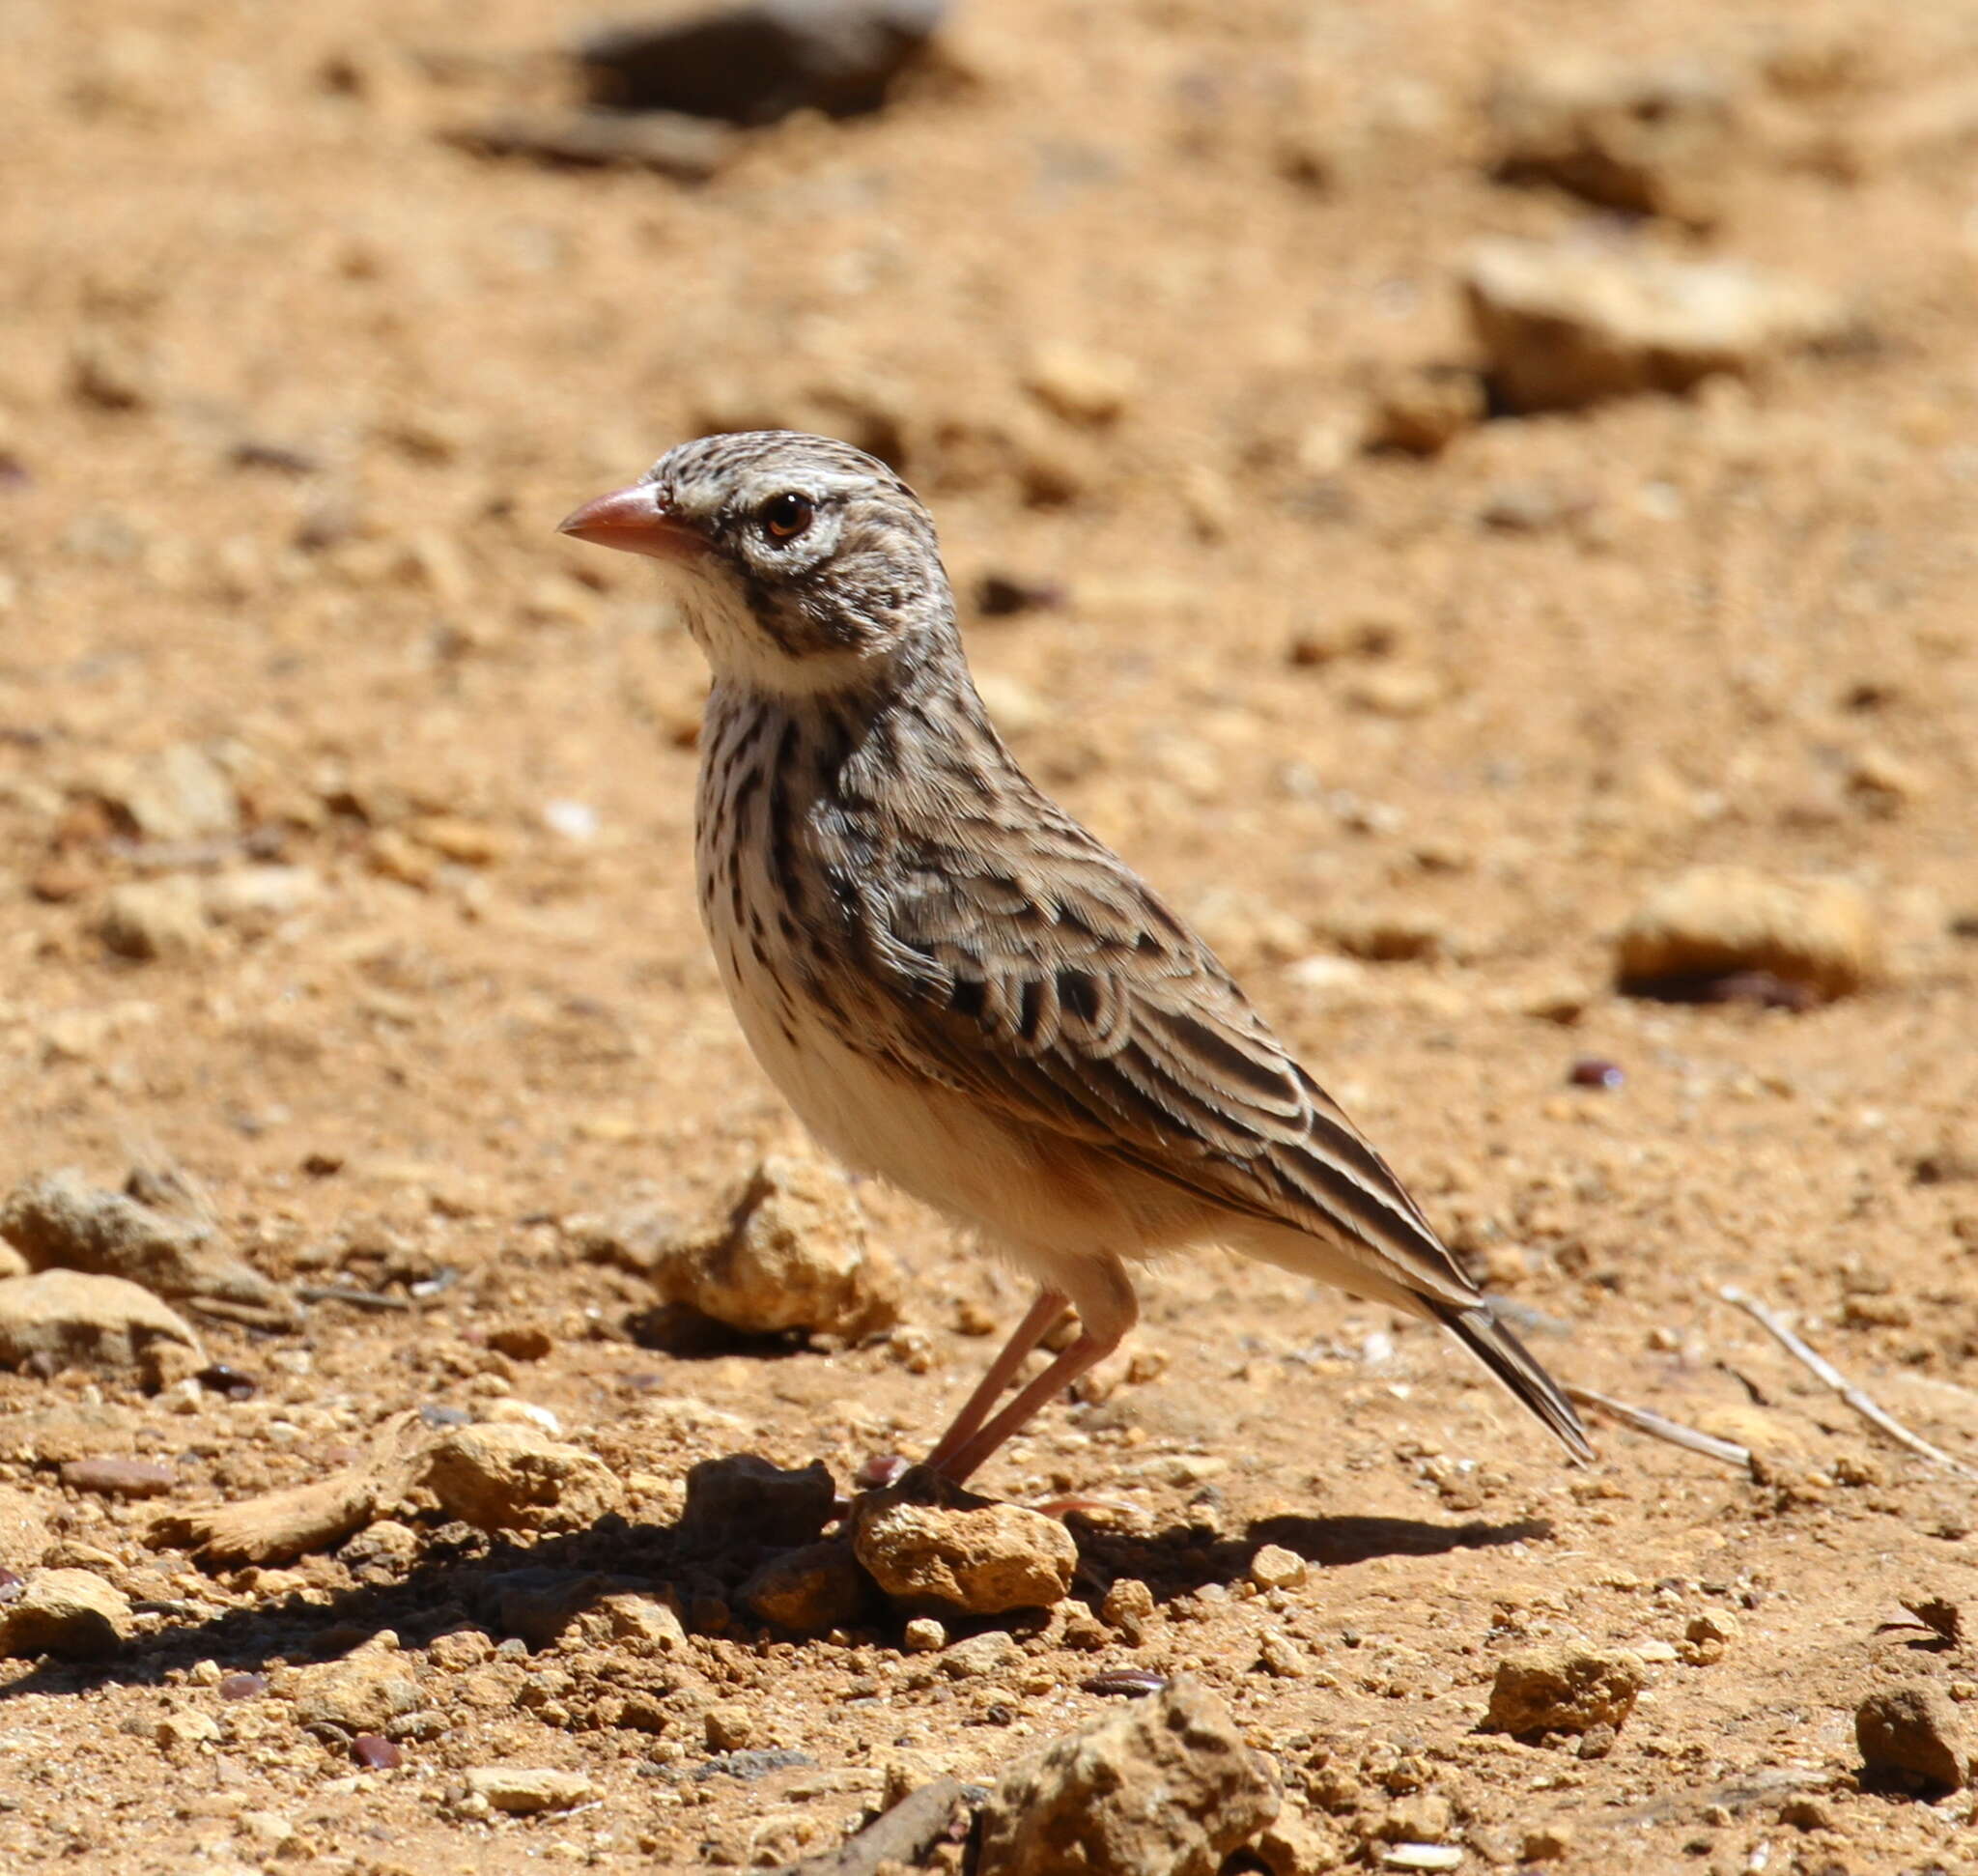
[[5, 0, 1978, 1871]]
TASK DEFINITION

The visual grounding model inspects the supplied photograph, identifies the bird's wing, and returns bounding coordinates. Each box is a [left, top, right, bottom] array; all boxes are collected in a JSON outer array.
[[851, 823, 1483, 1315]]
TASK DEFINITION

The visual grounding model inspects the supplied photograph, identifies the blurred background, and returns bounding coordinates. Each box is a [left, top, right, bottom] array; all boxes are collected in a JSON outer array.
[[3, 0, 1978, 1864]]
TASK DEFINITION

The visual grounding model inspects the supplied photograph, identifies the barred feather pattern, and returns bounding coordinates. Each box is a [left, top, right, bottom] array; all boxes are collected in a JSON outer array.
[[631, 430, 1591, 1464]]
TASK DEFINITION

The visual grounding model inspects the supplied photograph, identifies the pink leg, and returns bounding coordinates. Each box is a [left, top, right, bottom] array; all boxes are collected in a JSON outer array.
[[923, 1289, 1069, 1474], [932, 1325, 1123, 1487]]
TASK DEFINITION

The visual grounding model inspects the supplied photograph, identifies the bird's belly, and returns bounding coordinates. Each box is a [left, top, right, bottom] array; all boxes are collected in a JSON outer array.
[[711, 933, 1142, 1260]]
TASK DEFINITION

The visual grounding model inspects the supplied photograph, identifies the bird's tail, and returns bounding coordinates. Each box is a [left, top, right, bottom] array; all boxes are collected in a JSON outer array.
[[1431, 1300, 1595, 1464]]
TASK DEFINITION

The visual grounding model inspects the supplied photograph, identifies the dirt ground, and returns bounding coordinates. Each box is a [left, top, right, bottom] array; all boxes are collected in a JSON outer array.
[[5, 0, 1978, 1869]]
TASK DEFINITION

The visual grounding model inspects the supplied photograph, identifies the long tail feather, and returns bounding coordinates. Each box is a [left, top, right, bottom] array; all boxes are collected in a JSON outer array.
[[1432, 1301, 1595, 1464]]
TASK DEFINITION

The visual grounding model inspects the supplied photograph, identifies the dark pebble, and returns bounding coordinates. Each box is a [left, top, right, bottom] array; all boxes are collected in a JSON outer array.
[[0, 1568, 24, 1604], [218, 1672, 269, 1700], [1568, 1057, 1625, 1090], [195, 1363, 259, 1401], [975, 572, 1066, 617], [59, 1458, 177, 1498], [1624, 969, 1818, 1011], [419, 1405, 474, 1430], [352, 1733, 403, 1770], [577, 0, 946, 127], [692, 1748, 815, 1782], [230, 440, 321, 475], [1081, 1670, 1169, 1698]]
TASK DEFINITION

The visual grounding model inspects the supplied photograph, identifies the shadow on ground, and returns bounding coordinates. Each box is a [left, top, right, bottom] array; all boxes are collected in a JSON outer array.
[[0, 1455, 1552, 1704]]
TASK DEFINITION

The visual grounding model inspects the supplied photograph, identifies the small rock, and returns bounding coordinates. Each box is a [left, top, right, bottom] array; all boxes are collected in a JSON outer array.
[[1319, 908, 1447, 963], [1913, 1122, 1978, 1186], [588, 1153, 902, 1341], [423, 1423, 623, 1534], [1490, 51, 1740, 221], [0, 1169, 287, 1315], [487, 1322, 553, 1361], [481, 1397, 562, 1434], [1522, 1824, 1573, 1862], [1681, 1608, 1742, 1664], [98, 877, 211, 962], [1856, 1683, 1969, 1792], [1381, 1848, 1462, 1872], [1568, 1057, 1625, 1090], [854, 1476, 1077, 1614], [1779, 1796, 1834, 1831], [0, 1486, 52, 1574], [1464, 238, 1848, 413], [291, 1645, 423, 1734], [238, 1809, 295, 1845], [975, 572, 1065, 617], [740, 1538, 865, 1634], [155, 1710, 222, 1749], [218, 1672, 269, 1700], [596, 1591, 689, 1653], [71, 333, 157, 412], [1483, 1644, 1647, 1738], [902, 1615, 947, 1653], [681, 1453, 835, 1549], [462, 1766, 592, 1815], [59, 1457, 176, 1499], [1257, 1632, 1312, 1679], [0, 1270, 201, 1374], [1616, 867, 1879, 1005], [577, 0, 945, 126], [202, 866, 323, 935], [338, 1519, 421, 1577], [0, 1567, 130, 1660], [1365, 364, 1484, 456], [353, 1733, 404, 1770], [976, 1675, 1281, 1876], [1847, 744, 1928, 812], [1025, 342, 1138, 426], [941, 1630, 1021, 1679], [1251, 1805, 1343, 1876], [92, 743, 240, 842], [705, 1702, 754, 1750], [1100, 1578, 1156, 1640]]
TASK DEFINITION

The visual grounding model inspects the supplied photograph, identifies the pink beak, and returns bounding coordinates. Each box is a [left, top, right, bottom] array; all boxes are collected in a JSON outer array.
[[556, 483, 704, 561]]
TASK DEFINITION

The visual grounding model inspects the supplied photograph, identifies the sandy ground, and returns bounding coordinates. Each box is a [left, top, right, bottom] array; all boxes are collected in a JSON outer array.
[[4, 0, 1978, 1869]]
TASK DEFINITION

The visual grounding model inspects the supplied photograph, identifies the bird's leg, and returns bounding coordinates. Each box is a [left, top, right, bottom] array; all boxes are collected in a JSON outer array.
[[921, 1288, 1070, 1475], [931, 1325, 1121, 1487]]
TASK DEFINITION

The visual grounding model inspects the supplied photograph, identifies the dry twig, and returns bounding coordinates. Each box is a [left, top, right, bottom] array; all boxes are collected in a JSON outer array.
[[1719, 1286, 1978, 1481], [148, 1409, 431, 1566], [1564, 1384, 1751, 1468]]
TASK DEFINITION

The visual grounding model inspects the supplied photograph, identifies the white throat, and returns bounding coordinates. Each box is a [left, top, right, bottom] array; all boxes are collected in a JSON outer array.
[[665, 567, 872, 698]]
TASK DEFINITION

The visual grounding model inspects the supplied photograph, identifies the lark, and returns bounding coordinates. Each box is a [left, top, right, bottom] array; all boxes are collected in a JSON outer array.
[[560, 431, 1592, 1485]]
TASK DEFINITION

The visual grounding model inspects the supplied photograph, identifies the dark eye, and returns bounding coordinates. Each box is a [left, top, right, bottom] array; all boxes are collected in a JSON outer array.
[[759, 492, 814, 542]]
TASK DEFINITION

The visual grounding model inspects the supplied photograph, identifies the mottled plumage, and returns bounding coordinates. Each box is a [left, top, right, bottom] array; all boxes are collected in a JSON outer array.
[[560, 431, 1592, 1482]]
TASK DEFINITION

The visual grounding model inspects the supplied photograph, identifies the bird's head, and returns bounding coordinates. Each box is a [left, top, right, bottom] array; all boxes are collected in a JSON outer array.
[[559, 430, 954, 696]]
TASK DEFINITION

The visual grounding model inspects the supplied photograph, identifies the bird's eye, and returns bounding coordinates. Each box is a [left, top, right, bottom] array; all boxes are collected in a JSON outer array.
[[759, 492, 814, 542]]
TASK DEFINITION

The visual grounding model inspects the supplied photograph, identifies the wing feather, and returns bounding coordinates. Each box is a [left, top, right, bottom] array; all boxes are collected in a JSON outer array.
[[863, 839, 1481, 1311]]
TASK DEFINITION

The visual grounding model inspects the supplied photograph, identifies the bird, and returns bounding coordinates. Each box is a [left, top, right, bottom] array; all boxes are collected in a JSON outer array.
[[558, 430, 1593, 1486]]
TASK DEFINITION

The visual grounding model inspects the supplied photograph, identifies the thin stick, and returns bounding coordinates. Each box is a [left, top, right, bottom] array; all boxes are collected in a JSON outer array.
[[1719, 1287, 1978, 1481], [1564, 1384, 1750, 1468], [298, 1284, 413, 1313]]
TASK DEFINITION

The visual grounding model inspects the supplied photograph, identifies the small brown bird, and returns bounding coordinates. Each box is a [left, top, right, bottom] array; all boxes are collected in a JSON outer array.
[[560, 431, 1592, 1485]]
